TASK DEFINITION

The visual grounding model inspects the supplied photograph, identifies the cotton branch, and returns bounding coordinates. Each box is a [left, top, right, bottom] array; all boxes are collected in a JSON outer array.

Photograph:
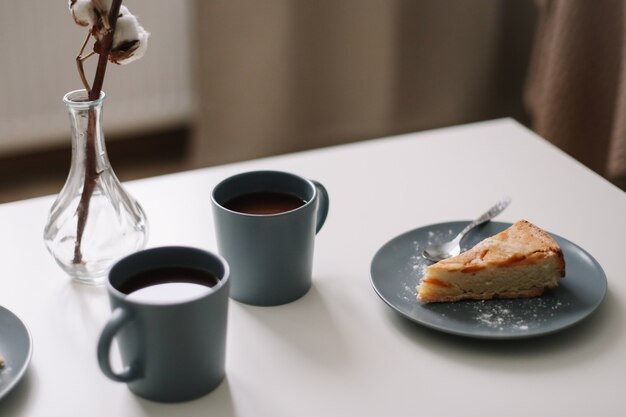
[[67, 0, 149, 265]]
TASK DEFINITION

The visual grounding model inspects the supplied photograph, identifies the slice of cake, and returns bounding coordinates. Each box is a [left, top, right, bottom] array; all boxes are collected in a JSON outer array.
[[417, 220, 565, 303]]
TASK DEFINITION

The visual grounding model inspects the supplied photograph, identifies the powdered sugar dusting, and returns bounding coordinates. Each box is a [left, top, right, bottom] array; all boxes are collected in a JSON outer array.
[[469, 298, 568, 331], [474, 304, 527, 331], [410, 229, 455, 276], [400, 229, 456, 302]]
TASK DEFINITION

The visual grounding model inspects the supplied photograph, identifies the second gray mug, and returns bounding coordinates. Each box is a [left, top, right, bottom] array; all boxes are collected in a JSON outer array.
[[211, 170, 329, 306]]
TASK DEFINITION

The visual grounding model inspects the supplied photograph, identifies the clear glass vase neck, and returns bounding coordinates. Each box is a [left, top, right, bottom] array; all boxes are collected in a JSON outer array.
[[65, 89, 110, 176]]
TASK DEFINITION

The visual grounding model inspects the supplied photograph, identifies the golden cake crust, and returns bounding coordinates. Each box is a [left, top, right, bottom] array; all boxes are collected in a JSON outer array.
[[428, 220, 565, 274]]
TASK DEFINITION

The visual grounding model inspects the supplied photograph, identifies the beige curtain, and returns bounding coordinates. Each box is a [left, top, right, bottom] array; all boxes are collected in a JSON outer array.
[[525, 0, 626, 180], [191, 1, 537, 168]]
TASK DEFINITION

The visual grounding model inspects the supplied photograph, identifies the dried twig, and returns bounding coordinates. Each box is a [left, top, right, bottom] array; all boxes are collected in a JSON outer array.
[[73, 0, 123, 264]]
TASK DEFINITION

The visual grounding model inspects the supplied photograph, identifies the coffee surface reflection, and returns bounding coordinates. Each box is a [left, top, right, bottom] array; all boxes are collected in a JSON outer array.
[[119, 266, 219, 304], [223, 191, 306, 215]]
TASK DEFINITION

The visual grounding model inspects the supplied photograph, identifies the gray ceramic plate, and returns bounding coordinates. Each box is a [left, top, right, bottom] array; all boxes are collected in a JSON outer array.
[[0, 306, 33, 399], [370, 221, 608, 339]]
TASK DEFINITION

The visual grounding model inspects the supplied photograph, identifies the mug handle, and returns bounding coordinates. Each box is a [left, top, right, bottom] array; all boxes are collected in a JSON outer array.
[[311, 180, 329, 234], [97, 307, 141, 383]]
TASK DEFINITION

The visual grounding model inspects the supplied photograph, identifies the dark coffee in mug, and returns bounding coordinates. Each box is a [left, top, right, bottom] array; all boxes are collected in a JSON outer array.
[[118, 266, 220, 304], [223, 191, 306, 215]]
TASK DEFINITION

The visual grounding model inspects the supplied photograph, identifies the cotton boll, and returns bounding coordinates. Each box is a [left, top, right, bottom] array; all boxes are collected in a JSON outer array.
[[112, 5, 139, 43], [70, 0, 113, 29], [69, 0, 97, 27], [108, 7, 150, 64], [112, 26, 149, 65]]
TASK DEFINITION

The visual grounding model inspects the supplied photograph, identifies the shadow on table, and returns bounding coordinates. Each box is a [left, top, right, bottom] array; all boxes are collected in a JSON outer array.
[[233, 284, 353, 369], [0, 368, 35, 416], [384, 289, 622, 374], [136, 375, 237, 416]]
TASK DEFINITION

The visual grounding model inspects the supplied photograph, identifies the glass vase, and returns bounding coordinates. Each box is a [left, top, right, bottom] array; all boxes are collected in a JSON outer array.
[[44, 90, 149, 285]]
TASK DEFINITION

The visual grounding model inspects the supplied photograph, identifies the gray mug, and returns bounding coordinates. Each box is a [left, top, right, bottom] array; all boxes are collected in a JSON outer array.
[[97, 246, 230, 403], [211, 170, 329, 306]]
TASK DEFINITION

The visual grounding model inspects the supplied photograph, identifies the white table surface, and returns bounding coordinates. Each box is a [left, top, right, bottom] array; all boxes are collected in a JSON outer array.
[[0, 118, 624, 417]]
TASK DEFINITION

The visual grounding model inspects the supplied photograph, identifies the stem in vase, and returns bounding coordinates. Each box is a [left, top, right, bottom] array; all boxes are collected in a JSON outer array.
[[73, 110, 99, 264]]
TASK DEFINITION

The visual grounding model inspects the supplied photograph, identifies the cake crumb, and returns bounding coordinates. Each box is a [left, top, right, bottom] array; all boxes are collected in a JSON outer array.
[[0, 355, 5, 368]]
